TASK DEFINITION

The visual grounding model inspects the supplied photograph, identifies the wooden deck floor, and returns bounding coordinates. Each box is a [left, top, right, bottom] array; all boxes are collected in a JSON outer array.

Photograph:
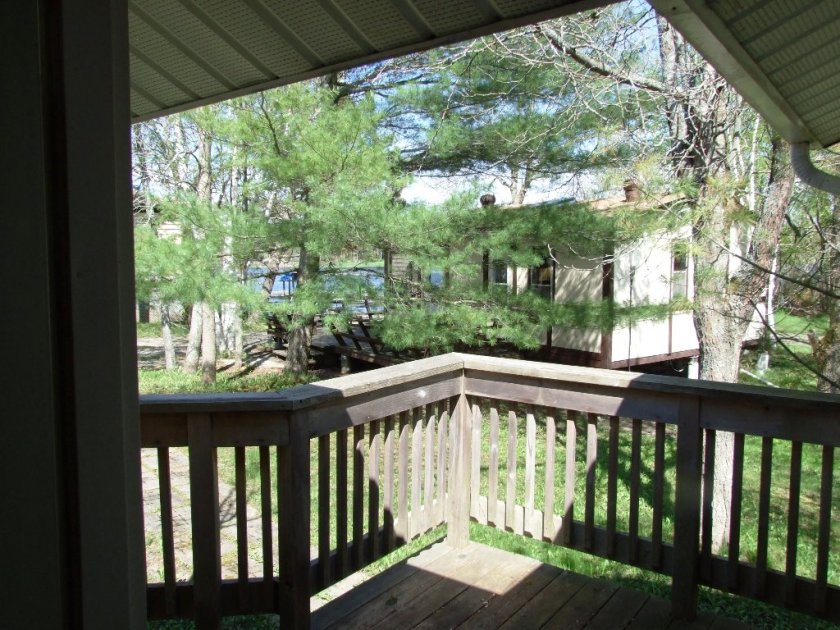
[[311, 541, 753, 630]]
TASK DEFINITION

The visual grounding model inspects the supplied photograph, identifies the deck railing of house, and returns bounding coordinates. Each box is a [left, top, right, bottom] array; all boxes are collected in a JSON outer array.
[[140, 353, 840, 629]]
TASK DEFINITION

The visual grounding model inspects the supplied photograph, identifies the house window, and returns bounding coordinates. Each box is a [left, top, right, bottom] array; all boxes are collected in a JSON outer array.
[[530, 259, 553, 299], [490, 261, 508, 287], [672, 250, 688, 298]]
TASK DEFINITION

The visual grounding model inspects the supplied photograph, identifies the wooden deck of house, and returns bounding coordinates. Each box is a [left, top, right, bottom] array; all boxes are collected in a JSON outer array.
[[312, 540, 750, 629], [140, 353, 840, 629]]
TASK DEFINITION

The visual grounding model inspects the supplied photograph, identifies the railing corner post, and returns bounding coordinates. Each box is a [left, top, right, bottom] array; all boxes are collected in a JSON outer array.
[[278, 411, 311, 630], [446, 388, 472, 548], [671, 395, 702, 620]]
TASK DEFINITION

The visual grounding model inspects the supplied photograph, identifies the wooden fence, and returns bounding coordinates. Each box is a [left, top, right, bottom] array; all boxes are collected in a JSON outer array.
[[140, 353, 840, 628]]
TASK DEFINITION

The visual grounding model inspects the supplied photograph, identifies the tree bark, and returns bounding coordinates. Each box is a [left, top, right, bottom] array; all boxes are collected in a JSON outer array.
[[201, 302, 217, 385], [694, 136, 793, 551], [285, 245, 319, 374], [216, 302, 238, 355], [811, 196, 840, 393], [184, 302, 202, 372], [160, 302, 176, 370]]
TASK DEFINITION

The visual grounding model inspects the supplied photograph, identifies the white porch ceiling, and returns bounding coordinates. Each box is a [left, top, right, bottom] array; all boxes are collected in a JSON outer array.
[[128, 0, 612, 122], [652, 0, 840, 148]]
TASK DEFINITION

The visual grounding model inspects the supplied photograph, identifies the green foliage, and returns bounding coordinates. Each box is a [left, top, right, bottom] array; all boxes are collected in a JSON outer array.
[[136, 321, 188, 338], [138, 369, 312, 394], [392, 34, 637, 192]]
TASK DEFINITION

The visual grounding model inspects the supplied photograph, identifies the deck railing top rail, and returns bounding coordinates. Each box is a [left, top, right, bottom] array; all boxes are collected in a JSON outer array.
[[141, 352, 840, 415], [140, 353, 465, 415]]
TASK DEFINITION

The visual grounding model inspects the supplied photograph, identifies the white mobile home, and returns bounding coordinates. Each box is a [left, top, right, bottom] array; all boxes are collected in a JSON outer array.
[[485, 188, 702, 372]]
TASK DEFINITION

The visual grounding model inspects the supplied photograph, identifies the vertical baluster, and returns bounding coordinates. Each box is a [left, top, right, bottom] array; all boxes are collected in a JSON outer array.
[[318, 435, 331, 589], [784, 441, 802, 605], [505, 410, 518, 533], [335, 430, 348, 579], [384, 416, 395, 553], [368, 420, 381, 561], [628, 418, 641, 564], [447, 396, 459, 522], [562, 410, 576, 546], [754, 436, 773, 597], [187, 413, 221, 627], [651, 422, 665, 570], [411, 407, 423, 539], [157, 447, 177, 616], [728, 433, 745, 590], [436, 402, 447, 525], [259, 445, 273, 608], [488, 407, 500, 527], [425, 410, 436, 532], [235, 446, 250, 609], [525, 408, 537, 537], [606, 417, 619, 558], [398, 411, 409, 545], [584, 413, 598, 551], [815, 444, 834, 614], [543, 414, 556, 542], [353, 424, 365, 569], [700, 429, 716, 582], [471, 403, 482, 523]]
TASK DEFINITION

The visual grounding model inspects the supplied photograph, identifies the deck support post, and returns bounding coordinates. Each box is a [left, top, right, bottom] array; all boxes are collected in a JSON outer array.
[[671, 395, 702, 619], [446, 385, 472, 548], [187, 414, 222, 629], [279, 412, 311, 629]]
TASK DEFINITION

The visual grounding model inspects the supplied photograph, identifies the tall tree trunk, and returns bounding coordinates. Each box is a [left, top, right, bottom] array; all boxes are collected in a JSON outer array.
[[811, 196, 840, 393], [694, 136, 794, 551], [233, 311, 243, 371], [285, 245, 319, 374], [201, 302, 217, 384], [137, 302, 150, 323], [184, 302, 202, 372], [160, 302, 176, 370], [216, 302, 239, 355]]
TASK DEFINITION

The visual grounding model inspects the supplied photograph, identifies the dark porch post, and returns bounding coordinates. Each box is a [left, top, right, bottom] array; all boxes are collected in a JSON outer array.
[[0, 1, 145, 627]]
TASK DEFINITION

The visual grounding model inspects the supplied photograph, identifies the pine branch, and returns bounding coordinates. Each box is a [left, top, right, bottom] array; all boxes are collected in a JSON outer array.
[[536, 24, 669, 95]]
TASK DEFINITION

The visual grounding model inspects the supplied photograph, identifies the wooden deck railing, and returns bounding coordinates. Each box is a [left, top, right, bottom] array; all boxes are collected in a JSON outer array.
[[140, 353, 840, 628]]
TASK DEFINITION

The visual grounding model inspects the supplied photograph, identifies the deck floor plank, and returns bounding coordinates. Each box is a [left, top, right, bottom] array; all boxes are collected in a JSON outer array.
[[369, 545, 510, 629], [311, 541, 451, 630], [497, 571, 589, 629], [625, 595, 672, 630], [415, 546, 543, 629], [311, 541, 754, 630], [572, 585, 648, 630], [542, 577, 619, 628], [456, 562, 563, 629]]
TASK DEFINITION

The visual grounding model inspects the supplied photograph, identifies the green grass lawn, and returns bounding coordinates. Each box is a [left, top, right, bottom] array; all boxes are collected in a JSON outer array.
[[138, 369, 312, 394], [739, 309, 828, 391]]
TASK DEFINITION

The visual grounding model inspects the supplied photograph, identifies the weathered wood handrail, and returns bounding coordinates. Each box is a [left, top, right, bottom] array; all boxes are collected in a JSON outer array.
[[140, 353, 840, 629], [458, 354, 840, 623]]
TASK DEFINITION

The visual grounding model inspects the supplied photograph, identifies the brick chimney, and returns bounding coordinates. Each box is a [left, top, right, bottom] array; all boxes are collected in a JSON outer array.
[[623, 180, 640, 202]]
